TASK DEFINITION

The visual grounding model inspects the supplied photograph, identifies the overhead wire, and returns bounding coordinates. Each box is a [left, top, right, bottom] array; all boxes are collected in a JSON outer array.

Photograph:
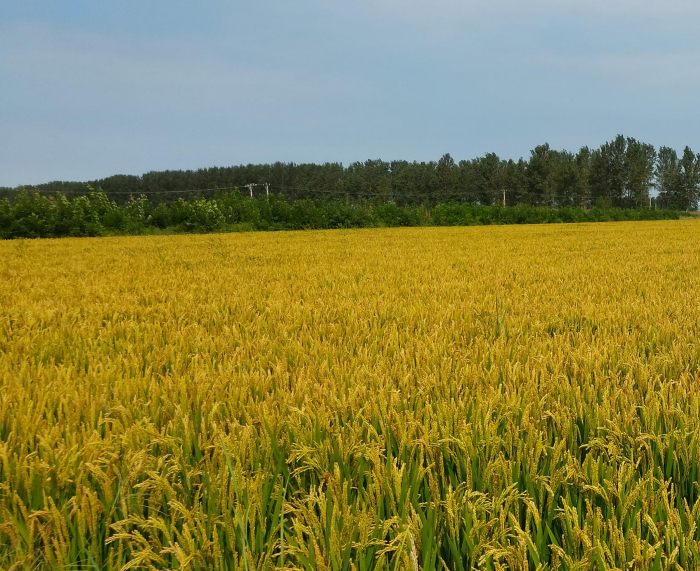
[[3, 181, 657, 205]]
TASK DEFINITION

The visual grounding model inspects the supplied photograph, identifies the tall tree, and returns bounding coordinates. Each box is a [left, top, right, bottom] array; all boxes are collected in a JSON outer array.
[[678, 146, 700, 211], [10, 136, 693, 210], [340, 160, 391, 202], [455, 160, 477, 204], [389, 160, 410, 204], [655, 147, 680, 209], [624, 137, 656, 207], [554, 151, 578, 206], [471, 153, 503, 205], [502, 159, 528, 205], [590, 135, 627, 207], [394, 162, 437, 205], [526, 144, 558, 205], [434, 154, 457, 203], [574, 147, 591, 207]]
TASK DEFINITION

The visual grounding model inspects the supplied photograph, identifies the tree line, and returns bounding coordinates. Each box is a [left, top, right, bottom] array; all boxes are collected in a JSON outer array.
[[0, 188, 681, 240], [2, 135, 699, 210]]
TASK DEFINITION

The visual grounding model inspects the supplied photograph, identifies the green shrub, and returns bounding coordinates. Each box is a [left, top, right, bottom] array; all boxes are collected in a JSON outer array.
[[0, 189, 683, 239]]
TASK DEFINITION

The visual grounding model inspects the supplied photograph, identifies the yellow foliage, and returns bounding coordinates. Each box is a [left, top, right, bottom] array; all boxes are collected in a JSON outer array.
[[2, 222, 700, 570]]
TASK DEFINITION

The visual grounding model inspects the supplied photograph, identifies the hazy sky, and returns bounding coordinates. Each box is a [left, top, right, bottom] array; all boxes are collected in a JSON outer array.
[[2, 0, 700, 186]]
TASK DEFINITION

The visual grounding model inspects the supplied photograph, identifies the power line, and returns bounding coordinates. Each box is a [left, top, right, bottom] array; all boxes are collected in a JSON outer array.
[[1, 185, 238, 196], [3, 181, 658, 206]]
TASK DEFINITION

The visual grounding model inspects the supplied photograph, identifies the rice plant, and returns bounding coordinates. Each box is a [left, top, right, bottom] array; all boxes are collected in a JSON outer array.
[[2, 221, 700, 570]]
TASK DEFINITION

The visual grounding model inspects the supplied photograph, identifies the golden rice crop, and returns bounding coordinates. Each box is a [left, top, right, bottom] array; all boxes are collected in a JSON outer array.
[[2, 221, 700, 570]]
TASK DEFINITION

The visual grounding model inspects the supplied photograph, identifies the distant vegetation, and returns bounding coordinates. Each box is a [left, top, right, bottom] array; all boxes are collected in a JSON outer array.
[[0, 188, 681, 239], [2, 134, 700, 210], [1, 134, 696, 238]]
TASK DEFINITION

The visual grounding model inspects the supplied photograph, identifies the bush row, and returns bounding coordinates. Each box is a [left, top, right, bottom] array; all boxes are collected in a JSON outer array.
[[0, 188, 682, 239]]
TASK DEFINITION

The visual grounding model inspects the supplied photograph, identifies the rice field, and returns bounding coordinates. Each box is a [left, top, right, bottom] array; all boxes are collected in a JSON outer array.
[[2, 221, 700, 570]]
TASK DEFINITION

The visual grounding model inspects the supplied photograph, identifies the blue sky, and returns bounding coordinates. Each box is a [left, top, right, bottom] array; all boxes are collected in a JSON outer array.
[[2, 0, 700, 186]]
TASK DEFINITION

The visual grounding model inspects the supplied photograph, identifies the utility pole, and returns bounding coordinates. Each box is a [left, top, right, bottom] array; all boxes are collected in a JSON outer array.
[[502, 189, 506, 207], [264, 183, 269, 198], [245, 184, 254, 198]]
